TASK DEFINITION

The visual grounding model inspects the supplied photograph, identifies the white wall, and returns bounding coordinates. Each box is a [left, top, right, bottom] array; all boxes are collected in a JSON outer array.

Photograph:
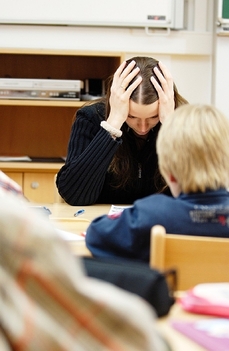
[[214, 35, 229, 118], [125, 52, 212, 105], [0, 0, 218, 107]]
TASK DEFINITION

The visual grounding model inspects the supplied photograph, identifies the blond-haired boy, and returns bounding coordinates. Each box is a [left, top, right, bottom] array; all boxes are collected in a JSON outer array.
[[86, 104, 229, 262]]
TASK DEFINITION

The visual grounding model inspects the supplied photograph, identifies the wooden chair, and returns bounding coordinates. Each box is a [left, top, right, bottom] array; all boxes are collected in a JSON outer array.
[[150, 225, 229, 291]]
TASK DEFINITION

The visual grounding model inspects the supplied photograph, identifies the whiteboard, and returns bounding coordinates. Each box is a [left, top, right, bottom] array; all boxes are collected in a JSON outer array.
[[0, 0, 184, 29], [218, 0, 229, 24]]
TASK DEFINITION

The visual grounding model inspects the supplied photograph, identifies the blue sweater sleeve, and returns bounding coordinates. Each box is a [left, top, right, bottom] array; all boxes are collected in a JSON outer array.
[[56, 103, 122, 205], [85, 201, 152, 262]]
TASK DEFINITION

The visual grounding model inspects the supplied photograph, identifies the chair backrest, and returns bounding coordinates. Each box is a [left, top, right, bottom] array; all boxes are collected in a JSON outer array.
[[150, 225, 229, 291]]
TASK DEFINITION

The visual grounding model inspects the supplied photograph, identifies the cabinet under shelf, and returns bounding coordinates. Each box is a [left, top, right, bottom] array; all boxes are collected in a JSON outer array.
[[2, 162, 64, 203]]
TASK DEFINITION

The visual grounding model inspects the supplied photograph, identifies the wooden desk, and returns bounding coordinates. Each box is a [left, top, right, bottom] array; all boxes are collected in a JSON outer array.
[[47, 203, 111, 256], [44, 203, 211, 351], [48, 203, 110, 220]]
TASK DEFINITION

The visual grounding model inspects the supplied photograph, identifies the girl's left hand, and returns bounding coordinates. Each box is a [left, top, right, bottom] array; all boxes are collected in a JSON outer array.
[[150, 61, 175, 124]]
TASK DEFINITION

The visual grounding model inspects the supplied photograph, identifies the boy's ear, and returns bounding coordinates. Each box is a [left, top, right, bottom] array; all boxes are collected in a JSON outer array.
[[169, 174, 177, 183], [167, 173, 181, 198]]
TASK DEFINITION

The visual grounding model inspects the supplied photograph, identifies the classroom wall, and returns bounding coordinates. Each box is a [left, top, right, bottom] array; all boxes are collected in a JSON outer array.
[[0, 0, 225, 113], [214, 36, 229, 118], [0, 24, 212, 105]]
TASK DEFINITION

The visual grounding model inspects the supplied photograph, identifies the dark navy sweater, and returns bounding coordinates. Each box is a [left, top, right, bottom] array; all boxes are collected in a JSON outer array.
[[56, 102, 164, 205]]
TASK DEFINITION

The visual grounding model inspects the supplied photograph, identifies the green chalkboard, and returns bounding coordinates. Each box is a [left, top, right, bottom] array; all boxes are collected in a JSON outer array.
[[222, 0, 229, 19]]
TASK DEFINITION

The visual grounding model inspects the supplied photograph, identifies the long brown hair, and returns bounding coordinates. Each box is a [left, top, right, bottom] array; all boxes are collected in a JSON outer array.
[[87, 57, 188, 191], [105, 56, 188, 115]]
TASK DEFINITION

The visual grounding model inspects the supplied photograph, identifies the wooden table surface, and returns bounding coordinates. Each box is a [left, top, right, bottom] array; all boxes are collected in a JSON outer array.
[[46, 203, 110, 256]]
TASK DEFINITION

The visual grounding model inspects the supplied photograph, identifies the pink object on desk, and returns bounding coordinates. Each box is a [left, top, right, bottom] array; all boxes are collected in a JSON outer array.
[[179, 283, 229, 317], [171, 319, 229, 351]]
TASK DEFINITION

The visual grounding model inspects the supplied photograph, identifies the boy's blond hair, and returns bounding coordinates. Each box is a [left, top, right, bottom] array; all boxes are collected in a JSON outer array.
[[157, 104, 229, 193]]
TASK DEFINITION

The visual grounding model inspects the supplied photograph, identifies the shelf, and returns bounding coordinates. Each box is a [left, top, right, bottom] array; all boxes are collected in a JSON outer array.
[[0, 50, 121, 158], [0, 48, 123, 57], [0, 52, 121, 81], [217, 30, 229, 36], [0, 162, 64, 172], [0, 49, 122, 202], [0, 99, 85, 107]]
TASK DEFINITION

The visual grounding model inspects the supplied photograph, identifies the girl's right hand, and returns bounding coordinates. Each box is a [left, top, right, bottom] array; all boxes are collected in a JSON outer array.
[[107, 60, 142, 129], [151, 61, 175, 124]]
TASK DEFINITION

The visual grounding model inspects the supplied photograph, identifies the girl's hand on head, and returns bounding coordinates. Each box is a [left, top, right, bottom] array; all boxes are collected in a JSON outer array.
[[107, 60, 142, 129], [151, 61, 175, 124]]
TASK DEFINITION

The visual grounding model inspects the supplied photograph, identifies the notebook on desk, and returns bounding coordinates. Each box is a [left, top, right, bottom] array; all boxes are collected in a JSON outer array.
[[57, 229, 85, 241], [171, 319, 229, 351]]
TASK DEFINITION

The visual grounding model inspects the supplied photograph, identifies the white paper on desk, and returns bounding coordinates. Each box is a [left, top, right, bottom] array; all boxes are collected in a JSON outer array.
[[108, 205, 132, 215], [56, 229, 85, 241]]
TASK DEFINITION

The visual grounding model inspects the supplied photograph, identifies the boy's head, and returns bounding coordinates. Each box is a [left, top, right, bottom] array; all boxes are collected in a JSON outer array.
[[157, 104, 229, 197]]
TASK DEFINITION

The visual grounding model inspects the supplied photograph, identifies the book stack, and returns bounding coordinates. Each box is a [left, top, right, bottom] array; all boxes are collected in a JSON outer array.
[[172, 319, 229, 351], [0, 78, 83, 100]]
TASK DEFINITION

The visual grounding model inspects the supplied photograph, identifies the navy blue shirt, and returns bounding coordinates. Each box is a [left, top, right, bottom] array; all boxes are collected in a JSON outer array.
[[86, 189, 229, 262]]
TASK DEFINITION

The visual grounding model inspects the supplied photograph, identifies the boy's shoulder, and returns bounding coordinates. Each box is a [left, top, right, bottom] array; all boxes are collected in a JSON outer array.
[[134, 194, 178, 220], [137, 193, 175, 208]]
